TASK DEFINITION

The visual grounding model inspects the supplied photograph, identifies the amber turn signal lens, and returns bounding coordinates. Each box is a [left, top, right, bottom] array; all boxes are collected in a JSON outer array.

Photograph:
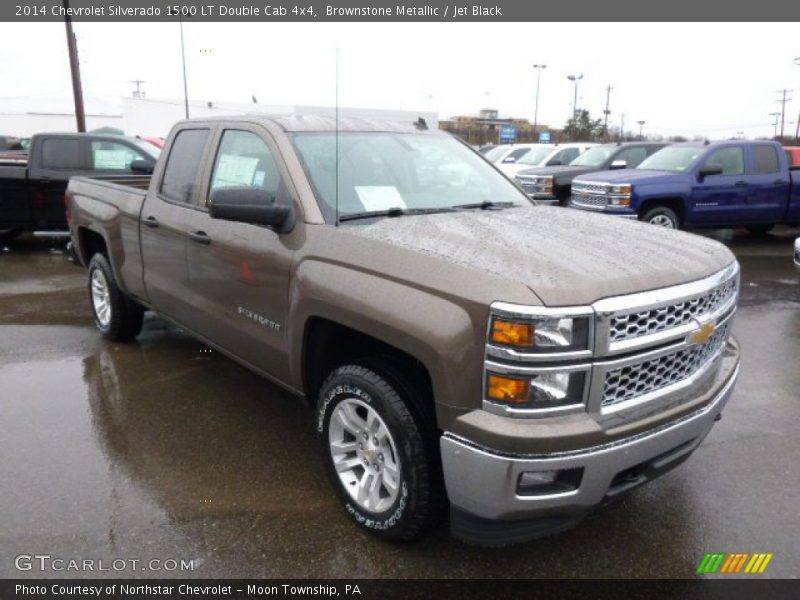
[[487, 374, 530, 404], [491, 319, 535, 347]]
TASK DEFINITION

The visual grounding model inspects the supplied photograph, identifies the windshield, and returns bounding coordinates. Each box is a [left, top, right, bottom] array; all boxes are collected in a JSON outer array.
[[482, 144, 510, 162], [637, 146, 703, 172], [569, 146, 614, 167], [292, 133, 530, 221], [517, 146, 556, 165]]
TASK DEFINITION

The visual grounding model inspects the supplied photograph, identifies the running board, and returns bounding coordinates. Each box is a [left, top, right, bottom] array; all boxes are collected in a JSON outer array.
[[32, 231, 71, 238]]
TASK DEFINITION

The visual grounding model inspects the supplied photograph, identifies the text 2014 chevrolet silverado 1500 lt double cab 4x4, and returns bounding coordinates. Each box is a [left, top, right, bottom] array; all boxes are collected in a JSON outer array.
[[568, 140, 800, 232], [67, 116, 741, 545], [0, 132, 158, 240]]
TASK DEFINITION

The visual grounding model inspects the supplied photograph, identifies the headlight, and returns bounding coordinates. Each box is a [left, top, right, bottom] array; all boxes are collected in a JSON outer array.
[[606, 183, 631, 206], [486, 369, 587, 409], [489, 314, 591, 352]]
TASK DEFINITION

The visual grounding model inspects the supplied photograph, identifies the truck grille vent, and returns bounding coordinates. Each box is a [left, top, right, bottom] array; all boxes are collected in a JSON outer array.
[[608, 277, 737, 343], [573, 182, 607, 194], [602, 323, 730, 407]]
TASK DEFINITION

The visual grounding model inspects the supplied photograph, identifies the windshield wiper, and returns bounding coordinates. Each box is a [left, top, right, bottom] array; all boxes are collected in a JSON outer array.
[[451, 200, 517, 211], [338, 206, 458, 223]]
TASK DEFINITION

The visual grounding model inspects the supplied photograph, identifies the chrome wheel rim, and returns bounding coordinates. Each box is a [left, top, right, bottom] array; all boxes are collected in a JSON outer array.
[[328, 398, 401, 513], [90, 269, 112, 327], [649, 214, 676, 228]]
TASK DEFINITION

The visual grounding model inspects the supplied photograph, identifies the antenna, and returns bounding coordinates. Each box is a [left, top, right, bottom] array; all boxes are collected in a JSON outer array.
[[335, 47, 339, 227]]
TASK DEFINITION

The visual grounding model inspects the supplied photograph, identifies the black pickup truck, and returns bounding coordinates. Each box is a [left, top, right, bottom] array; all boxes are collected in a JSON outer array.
[[0, 132, 158, 241]]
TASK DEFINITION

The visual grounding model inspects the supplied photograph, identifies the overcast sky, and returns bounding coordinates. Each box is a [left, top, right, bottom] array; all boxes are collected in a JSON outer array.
[[1, 22, 799, 139]]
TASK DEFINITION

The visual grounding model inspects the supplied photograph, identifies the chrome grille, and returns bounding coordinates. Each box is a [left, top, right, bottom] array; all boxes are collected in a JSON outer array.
[[572, 182, 607, 194], [609, 276, 737, 343], [571, 195, 607, 208], [602, 323, 730, 406]]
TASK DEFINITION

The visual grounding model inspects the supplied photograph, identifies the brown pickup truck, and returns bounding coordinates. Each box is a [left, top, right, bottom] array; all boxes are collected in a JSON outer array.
[[67, 115, 741, 545]]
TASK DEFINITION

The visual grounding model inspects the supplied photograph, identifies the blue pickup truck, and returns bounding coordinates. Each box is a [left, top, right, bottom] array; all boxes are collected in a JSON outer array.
[[568, 140, 800, 232]]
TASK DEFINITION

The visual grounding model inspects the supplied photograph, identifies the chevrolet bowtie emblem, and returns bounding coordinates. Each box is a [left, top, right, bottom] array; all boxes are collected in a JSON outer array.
[[691, 322, 716, 345]]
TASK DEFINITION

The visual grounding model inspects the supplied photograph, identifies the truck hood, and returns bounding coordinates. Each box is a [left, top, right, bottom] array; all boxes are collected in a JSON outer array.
[[344, 204, 734, 306], [575, 168, 687, 186]]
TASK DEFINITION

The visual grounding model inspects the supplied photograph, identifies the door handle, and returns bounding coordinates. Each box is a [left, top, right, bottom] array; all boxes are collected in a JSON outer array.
[[143, 216, 159, 228], [734, 181, 748, 187], [39, 177, 50, 184], [189, 230, 211, 245], [773, 179, 787, 185]]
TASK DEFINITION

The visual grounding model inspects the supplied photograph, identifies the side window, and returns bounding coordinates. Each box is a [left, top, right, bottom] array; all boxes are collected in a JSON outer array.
[[41, 139, 80, 169], [90, 141, 146, 171], [753, 146, 780, 174], [616, 147, 648, 168], [504, 148, 530, 162], [551, 148, 579, 165], [704, 147, 744, 176], [209, 130, 281, 202], [160, 129, 210, 204]]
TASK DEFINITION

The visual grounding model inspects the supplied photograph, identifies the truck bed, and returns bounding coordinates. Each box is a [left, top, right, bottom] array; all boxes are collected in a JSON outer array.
[[67, 176, 151, 299]]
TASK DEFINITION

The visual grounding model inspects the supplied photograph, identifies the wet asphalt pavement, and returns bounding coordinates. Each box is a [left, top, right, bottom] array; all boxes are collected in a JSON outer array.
[[0, 227, 798, 579]]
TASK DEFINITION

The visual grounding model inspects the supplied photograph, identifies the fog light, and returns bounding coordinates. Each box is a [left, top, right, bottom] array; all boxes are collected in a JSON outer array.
[[517, 468, 583, 496], [487, 374, 530, 404]]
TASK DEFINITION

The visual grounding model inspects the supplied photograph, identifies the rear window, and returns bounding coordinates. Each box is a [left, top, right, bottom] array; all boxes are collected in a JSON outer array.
[[159, 129, 210, 204], [41, 139, 80, 169], [753, 146, 780, 174]]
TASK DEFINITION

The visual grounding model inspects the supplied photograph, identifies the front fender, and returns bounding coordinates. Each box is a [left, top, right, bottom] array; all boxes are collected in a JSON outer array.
[[287, 259, 484, 414]]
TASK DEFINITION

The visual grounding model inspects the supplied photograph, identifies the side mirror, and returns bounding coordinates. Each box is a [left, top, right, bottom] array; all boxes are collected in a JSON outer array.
[[502, 156, 518, 164], [609, 160, 627, 170], [209, 187, 292, 231], [697, 164, 724, 180], [130, 159, 154, 174]]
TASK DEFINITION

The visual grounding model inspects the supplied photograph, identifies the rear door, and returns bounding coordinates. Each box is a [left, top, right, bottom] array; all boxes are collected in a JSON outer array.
[[140, 127, 213, 319], [746, 144, 789, 224], [689, 145, 749, 226], [185, 125, 295, 382]]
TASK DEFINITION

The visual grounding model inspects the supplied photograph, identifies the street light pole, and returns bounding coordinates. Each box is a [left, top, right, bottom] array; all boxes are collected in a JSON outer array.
[[532, 64, 546, 141], [637, 120, 645, 140], [179, 17, 190, 118], [567, 74, 583, 120], [603, 85, 613, 140]]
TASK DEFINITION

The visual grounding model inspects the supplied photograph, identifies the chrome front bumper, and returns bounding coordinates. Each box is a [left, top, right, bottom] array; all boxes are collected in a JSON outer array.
[[442, 360, 738, 523]]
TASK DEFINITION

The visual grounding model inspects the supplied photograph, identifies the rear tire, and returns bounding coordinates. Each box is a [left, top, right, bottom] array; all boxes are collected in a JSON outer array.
[[317, 362, 444, 542], [641, 206, 680, 229], [87, 253, 144, 341]]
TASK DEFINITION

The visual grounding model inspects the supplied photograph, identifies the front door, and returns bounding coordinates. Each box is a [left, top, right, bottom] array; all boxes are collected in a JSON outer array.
[[690, 145, 750, 226], [186, 127, 295, 382]]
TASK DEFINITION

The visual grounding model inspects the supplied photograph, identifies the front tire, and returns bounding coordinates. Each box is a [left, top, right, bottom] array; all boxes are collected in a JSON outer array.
[[641, 206, 680, 229], [317, 363, 444, 541], [87, 253, 144, 341]]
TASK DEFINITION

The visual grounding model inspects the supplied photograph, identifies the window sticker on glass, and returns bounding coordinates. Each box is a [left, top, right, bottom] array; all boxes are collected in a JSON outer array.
[[354, 186, 407, 211], [94, 149, 131, 170], [213, 155, 259, 187]]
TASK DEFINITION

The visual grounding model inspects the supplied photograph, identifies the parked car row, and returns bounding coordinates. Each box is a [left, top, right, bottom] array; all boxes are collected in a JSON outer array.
[[504, 140, 800, 232]]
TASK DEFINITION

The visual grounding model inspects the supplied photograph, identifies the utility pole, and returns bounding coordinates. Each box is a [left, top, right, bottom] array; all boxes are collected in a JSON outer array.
[[776, 89, 791, 139], [130, 80, 146, 98], [62, 0, 86, 132], [532, 64, 546, 141], [795, 57, 800, 141], [603, 85, 613, 140], [769, 112, 781, 138], [637, 120, 646, 140], [619, 113, 625, 141]]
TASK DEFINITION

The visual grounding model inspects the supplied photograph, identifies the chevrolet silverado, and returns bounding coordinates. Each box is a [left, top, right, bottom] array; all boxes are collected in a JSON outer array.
[[67, 116, 741, 545]]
